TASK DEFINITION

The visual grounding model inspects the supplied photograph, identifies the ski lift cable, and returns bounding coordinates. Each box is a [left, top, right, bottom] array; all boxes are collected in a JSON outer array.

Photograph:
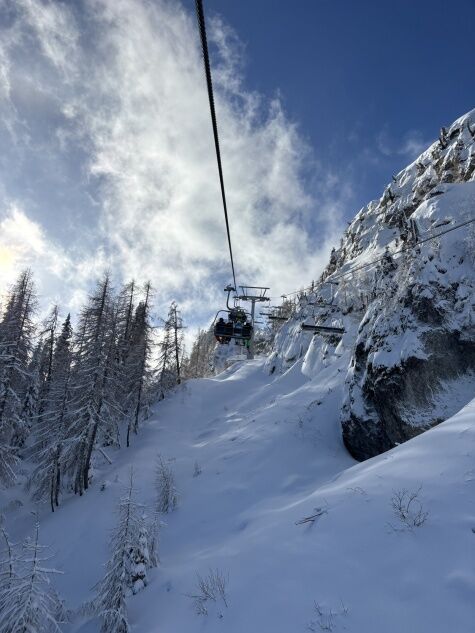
[[272, 215, 475, 300], [195, 0, 237, 291]]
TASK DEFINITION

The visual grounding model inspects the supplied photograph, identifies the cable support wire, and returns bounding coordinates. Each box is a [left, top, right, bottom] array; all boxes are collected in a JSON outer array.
[[273, 215, 475, 300], [195, 0, 237, 290]]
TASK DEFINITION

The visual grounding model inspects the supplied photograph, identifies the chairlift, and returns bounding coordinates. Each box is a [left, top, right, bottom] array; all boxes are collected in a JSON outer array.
[[213, 285, 253, 346]]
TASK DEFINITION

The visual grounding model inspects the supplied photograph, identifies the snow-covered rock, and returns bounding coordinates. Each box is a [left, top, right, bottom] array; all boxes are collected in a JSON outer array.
[[268, 108, 475, 459]]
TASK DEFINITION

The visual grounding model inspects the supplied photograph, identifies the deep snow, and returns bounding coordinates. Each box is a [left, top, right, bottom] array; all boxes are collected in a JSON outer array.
[[2, 356, 474, 632]]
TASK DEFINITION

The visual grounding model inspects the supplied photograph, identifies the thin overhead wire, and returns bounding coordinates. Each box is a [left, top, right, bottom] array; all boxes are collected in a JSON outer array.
[[274, 216, 475, 300], [195, 0, 237, 291]]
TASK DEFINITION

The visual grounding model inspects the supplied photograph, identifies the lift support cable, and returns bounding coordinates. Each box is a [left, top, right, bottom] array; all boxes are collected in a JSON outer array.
[[195, 0, 237, 291], [274, 215, 475, 300]]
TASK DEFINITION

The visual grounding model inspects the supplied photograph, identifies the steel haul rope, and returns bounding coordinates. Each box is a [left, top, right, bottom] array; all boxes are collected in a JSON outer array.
[[274, 215, 475, 299], [195, 0, 237, 291]]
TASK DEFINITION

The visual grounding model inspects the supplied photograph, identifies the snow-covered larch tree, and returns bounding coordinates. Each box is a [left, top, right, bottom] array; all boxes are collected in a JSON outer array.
[[28, 314, 73, 511], [157, 301, 184, 399], [0, 270, 37, 485], [183, 327, 216, 379], [0, 522, 65, 633], [124, 282, 152, 447], [62, 275, 121, 495], [93, 471, 152, 632]]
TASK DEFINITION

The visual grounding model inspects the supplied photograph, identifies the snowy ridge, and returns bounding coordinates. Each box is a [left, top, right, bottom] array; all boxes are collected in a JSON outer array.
[[267, 108, 475, 459]]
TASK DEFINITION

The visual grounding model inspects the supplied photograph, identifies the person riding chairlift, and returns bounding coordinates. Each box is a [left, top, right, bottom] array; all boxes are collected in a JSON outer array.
[[215, 317, 230, 344], [214, 317, 233, 343]]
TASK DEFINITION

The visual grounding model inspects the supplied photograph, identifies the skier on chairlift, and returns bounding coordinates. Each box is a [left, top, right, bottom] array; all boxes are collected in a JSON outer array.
[[215, 317, 228, 343]]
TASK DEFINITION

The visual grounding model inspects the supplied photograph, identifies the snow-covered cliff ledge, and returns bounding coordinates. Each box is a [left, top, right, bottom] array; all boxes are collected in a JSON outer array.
[[267, 108, 475, 459]]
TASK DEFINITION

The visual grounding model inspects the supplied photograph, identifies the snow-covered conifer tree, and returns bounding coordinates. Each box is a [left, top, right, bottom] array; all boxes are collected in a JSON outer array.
[[124, 282, 152, 446], [0, 522, 65, 633], [0, 270, 36, 484], [93, 471, 151, 632], [63, 275, 120, 495], [35, 306, 59, 423], [157, 302, 184, 399], [130, 513, 151, 594], [113, 282, 136, 419], [115, 281, 136, 368], [14, 342, 41, 447], [183, 327, 215, 379], [28, 314, 73, 511], [155, 454, 178, 513]]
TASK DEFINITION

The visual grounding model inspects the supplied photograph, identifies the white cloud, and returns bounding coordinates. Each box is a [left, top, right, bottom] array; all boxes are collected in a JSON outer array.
[[18, 0, 79, 77], [0, 202, 109, 315], [0, 203, 68, 290], [399, 133, 431, 159], [0, 0, 348, 327], [377, 128, 432, 161]]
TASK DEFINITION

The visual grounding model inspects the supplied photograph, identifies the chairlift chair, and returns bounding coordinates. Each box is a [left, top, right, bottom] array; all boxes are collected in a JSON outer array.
[[213, 310, 253, 344], [213, 286, 253, 345]]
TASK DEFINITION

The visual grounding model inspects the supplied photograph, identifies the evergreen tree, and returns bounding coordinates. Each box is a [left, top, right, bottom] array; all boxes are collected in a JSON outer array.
[[155, 455, 178, 513], [36, 306, 59, 424], [0, 522, 65, 633], [183, 327, 215, 379], [157, 302, 184, 399], [130, 513, 151, 594], [0, 270, 36, 484], [14, 342, 42, 447], [93, 471, 151, 632], [113, 281, 137, 422], [62, 275, 120, 495], [28, 314, 73, 511], [115, 281, 136, 370], [124, 283, 152, 446]]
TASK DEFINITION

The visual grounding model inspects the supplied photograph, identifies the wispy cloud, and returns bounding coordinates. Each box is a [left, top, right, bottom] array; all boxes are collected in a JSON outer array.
[[0, 0, 348, 326], [376, 128, 433, 161]]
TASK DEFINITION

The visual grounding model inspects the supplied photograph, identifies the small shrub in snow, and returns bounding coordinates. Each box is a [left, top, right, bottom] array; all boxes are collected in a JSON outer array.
[[390, 485, 428, 530], [188, 568, 228, 616], [155, 455, 178, 513]]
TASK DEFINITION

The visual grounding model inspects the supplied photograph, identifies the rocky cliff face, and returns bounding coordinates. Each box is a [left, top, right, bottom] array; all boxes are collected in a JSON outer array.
[[267, 109, 475, 460]]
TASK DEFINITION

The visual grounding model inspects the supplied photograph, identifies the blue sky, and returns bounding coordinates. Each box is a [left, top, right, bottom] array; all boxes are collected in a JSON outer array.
[[0, 0, 473, 332], [206, 0, 475, 212]]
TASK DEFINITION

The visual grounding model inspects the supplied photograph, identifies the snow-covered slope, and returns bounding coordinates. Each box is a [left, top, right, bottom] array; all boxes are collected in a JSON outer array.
[[268, 108, 475, 459], [2, 359, 474, 632]]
